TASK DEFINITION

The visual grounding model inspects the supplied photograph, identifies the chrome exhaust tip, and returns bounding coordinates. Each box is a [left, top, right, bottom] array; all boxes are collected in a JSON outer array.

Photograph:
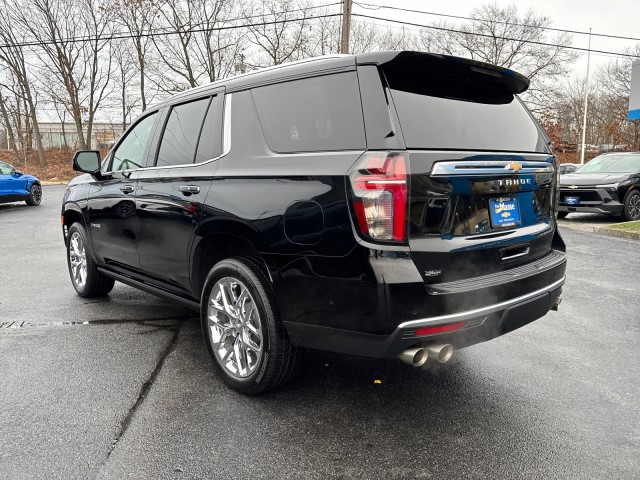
[[426, 343, 454, 363], [397, 347, 428, 367]]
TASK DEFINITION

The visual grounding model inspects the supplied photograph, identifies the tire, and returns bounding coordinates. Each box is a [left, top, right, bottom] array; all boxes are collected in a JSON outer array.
[[557, 211, 569, 219], [201, 257, 301, 395], [66, 223, 115, 297], [621, 190, 640, 222], [25, 183, 42, 206]]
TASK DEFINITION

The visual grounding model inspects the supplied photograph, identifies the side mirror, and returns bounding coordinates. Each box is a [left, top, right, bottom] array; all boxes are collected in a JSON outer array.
[[72, 150, 101, 174], [11, 170, 22, 177]]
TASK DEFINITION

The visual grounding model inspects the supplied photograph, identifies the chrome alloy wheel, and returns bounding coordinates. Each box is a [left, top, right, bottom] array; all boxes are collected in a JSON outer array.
[[629, 194, 640, 219], [207, 277, 263, 378], [69, 231, 88, 289]]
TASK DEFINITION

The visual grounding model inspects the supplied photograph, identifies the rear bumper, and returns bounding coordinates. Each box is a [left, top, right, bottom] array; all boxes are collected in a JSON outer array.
[[284, 277, 564, 359]]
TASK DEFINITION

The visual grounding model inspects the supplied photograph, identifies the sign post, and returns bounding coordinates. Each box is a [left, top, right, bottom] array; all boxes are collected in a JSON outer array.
[[629, 60, 640, 121]]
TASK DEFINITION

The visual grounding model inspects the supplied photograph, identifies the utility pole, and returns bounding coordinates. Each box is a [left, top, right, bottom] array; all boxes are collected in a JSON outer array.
[[579, 28, 592, 165], [340, 0, 352, 54]]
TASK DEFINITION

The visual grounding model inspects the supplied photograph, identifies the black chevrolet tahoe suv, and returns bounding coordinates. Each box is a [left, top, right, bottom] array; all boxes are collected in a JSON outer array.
[[62, 51, 566, 394]]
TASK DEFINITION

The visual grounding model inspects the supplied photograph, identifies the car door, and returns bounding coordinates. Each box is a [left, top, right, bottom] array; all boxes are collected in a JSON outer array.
[[86, 111, 160, 270], [0, 162, 13, 196], [0, 162, 24, 197], [136, 92, 224, 293]]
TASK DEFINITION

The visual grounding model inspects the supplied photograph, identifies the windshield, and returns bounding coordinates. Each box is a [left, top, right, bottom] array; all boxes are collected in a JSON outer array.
[[577, 154, 640, 174]]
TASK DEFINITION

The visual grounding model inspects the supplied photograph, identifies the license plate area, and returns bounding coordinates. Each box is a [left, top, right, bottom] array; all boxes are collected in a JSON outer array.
[[489, 197, 521, 228], [564, 196, 580, 205]]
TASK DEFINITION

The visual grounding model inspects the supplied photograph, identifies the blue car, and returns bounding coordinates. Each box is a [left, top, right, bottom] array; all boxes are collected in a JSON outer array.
[[0, 160, 42, 206]]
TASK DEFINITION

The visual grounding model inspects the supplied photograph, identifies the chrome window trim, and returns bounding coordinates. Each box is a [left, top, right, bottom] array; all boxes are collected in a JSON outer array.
[[397, 276, 565, 329], [104, 93, 232, 176]]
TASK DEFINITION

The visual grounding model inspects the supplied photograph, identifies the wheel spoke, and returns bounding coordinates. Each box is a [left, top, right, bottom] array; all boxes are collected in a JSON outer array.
[[233, 337, 247, 376]]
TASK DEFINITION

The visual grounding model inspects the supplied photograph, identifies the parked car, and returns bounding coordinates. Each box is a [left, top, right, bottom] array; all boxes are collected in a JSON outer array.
[[62, 51, 566, 394], [558, 152, 640, 220], [559, 163, 580, 175], [0, 160, 42, 206]]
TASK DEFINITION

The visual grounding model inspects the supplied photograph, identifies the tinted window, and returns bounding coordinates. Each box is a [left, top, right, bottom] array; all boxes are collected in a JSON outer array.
[[0, 161, 14, 174], [252, 72, 366, 153], [111, 112, 158, 172], [391, 90, 545, 152], [156, 97, 211, 167], [195, 95, 223, 163]]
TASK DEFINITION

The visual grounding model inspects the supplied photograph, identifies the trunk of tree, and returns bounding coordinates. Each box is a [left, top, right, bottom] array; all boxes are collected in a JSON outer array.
[[0, 92, 21, 163], [137, 45, 146, 111], [23, 88, 46, 167]]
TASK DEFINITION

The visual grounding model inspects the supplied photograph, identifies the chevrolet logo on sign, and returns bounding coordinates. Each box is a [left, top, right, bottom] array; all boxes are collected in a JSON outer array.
[[505, 162, 523, 172]]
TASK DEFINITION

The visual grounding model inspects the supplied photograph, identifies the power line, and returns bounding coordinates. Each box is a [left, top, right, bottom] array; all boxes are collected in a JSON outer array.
[[352, 13, 640, 60], [0, 3, 343, 50], [353, 1, 640, 43]]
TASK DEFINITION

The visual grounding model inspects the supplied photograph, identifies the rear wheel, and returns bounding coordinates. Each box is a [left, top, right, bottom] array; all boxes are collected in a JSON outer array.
[[622, 190, 640, 221], [557, 211, 569, 219], [25, 183, 42, 206], [66, 223, 115, 297], [201, 257, 301, 395]]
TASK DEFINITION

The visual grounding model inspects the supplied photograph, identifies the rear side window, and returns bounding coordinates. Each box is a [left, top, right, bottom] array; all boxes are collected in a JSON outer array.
[[383, 66, 547, 153], [195, 95, 224, 163], [252, 72, 366, 153], [156, 97, 211, 167]]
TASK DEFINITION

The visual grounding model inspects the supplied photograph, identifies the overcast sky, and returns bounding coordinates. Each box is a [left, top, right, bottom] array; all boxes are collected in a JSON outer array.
[[352, 0, 639, 78]]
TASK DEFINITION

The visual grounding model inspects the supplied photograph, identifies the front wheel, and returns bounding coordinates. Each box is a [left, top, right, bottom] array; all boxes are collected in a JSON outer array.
[[66, 223, 115, 297], [201, 257, 301, 395], [622, 190, 640, 221], [25, 183, 42, 206]]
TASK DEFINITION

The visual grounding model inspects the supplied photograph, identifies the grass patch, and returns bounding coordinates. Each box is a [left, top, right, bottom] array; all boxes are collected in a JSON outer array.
[[608, 221, 640, 233]]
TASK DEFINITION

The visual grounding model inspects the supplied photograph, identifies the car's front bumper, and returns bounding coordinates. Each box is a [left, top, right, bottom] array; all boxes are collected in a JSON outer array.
[[559, 187, 623, 215]]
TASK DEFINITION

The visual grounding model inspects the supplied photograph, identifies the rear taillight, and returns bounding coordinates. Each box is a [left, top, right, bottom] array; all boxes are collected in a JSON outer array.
[[350, 152, 408, 242]]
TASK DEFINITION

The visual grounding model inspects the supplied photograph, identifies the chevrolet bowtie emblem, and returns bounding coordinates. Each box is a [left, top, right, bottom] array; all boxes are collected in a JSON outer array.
[[506, 162, 523, 172], [568, 185, 578, 189]]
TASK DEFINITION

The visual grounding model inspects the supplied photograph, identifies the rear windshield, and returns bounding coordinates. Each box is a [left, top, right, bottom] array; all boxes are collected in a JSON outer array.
[[577, 154, 640, 174], [386, 73, 547, 153]]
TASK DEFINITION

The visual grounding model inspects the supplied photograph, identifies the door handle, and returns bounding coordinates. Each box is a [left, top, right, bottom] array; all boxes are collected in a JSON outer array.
[[179, 185, 200, 195], [120, 185, 134, 194]]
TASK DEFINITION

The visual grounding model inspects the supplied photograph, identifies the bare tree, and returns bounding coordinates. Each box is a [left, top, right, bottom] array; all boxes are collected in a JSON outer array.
[[0, 89, 21, 162], [108, 0, 155, 111], [415, 4, 578, 112], [595, 45, 640, 151], [0, 2, 47, 166], [111, 39, 139, 132], [148, 0, 236, 93], [243, 0, 312, 67], [16, 0, 113, 149]]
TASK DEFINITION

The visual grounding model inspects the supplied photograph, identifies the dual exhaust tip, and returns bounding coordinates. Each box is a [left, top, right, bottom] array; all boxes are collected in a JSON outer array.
[[397, 344, 454, 367]]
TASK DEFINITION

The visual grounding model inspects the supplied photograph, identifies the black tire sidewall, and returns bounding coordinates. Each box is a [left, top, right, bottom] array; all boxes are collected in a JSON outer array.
[[26, 184, 41, 206], [200, 259, 278, 394]]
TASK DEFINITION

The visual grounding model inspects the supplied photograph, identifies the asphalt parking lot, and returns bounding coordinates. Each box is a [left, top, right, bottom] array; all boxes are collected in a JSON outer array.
[[1, 185, 639, 479]]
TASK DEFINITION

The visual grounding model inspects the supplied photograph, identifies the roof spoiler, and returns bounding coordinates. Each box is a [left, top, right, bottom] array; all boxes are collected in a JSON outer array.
[[356, 51, 529, 95]]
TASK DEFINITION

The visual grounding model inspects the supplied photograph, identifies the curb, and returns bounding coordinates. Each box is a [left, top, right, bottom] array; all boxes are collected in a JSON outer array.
[[594, 226, 640, 240], [42, 181, 69, 186]]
